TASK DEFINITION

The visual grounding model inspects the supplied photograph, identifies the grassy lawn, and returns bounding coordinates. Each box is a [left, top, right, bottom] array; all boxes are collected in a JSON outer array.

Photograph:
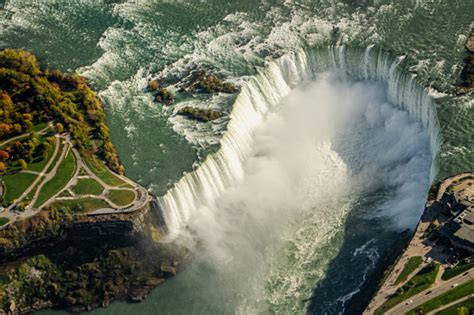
[[442, 260, 474, 280], [395, 256, 423, 285], [28, 137, 57, 173], [435, 296, 474, 315], [31, 122, 49, 132], [45, 140, 64, 174], [375, 263, 440, 315], [50, 197, 109, 213], [1, 172, 37, 205], [407, 279, 474, 315], [107, 189, 135, 206], [34, 148, 76, 208], [0, 217, 9, 226], [83, 156, 129, 187], [72, 178, 104, 196]]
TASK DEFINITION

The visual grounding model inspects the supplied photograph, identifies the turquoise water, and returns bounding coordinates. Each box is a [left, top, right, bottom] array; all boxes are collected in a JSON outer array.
[[1, 1, 473, 314]]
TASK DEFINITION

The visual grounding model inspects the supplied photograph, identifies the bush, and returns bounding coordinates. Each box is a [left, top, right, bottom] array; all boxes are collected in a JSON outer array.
[[196, 74, 237, 94], [155, 87, 175, 106], [176, 107, 222, 122]]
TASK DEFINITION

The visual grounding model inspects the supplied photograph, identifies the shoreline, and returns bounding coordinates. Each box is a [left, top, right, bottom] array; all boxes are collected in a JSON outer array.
[[363, 171, 474, 314]]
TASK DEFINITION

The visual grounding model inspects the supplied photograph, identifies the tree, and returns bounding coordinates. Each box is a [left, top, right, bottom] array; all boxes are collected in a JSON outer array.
[[148, 79, 160, 91], [55, 123, 64, 134], [0, 123, 12, 137], [13, 123, 22, 134], [19, 158, 28, 170], [0, 150, 9, 161], [457, 306, 469, 315], [0, 161, 6, 172]]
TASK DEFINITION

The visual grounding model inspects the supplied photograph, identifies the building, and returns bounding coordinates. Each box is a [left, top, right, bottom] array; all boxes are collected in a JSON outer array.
[[440, 206, 474, 254]]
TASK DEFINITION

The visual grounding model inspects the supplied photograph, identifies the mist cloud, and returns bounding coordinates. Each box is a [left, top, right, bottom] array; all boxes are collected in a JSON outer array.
[[178, 72, 432, 311]]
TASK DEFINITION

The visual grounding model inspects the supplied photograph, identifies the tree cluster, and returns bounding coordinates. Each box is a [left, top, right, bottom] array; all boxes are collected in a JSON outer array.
[[148, 79, 175, 106], [176, 106, 222, 122], [196, 74, 237, 94], [0, 49, 123, 174]]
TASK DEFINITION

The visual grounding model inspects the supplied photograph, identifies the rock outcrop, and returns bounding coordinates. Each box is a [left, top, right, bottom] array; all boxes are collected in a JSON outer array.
[[457, 30, 474, 94], [0, 199, 189, 314]]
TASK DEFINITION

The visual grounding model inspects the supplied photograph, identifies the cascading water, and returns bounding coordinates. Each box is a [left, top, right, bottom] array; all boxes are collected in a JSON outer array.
[[159, 46, 441, 236]]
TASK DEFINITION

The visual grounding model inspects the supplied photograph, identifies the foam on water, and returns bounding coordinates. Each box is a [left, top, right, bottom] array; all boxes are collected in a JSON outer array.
[[1, 1, 473, 314], [159, 46, 440, 236]]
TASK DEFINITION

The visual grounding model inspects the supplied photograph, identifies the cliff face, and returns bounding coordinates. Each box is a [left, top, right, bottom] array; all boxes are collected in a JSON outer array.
[[0, 200, 148, 263], [0, 199, 188, 314]]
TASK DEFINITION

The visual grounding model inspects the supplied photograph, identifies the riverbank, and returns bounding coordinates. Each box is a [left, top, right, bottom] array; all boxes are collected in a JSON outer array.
[[0, 198, 189, 314], [364, 172, 474, 314], [0, 49, 188, 314]]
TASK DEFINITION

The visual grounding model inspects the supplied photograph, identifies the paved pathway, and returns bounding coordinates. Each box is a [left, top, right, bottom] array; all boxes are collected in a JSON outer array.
[[428, 293, 474, 314], [0, 124, 51, 148], [0, 130, 150, 228], [27, 137, 69, 211], [41, 145, 150, 215], [364, 211, 435, 314], [0, 135, 62, 223], [365, 172, 474, 314], [387, 269, 474, 314]]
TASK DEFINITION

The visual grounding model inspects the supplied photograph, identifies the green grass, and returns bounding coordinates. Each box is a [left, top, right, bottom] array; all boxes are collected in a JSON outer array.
[[407, 279, 474, 315], [28, 137, 57, 173], [375, 263, 440, 315], [49, 197, 109, 213], [45, 140, 64, 174], [2, 172, 37, 205], [107, 189, 135, 206], [83, 156, 129, 187], [395, 256, 423, 285], [31, 122, 49, 132], [435, 297, 474, 315], [72, 178, 103, 195], [442, 260, 474, 280], [0, 217, 9, 226], [34, 147, 76, 208]]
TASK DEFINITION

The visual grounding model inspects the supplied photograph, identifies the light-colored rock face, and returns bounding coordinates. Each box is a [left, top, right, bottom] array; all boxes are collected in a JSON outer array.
[[466, 32, 474, 52]]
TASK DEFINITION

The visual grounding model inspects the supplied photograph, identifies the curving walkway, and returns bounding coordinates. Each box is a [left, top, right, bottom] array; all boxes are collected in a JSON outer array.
[[0, 128, 150, 229], [0, 124, 51, 148]]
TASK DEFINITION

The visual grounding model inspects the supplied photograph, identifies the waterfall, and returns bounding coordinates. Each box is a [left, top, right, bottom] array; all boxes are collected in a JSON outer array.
[[159, 46, 441, 235]]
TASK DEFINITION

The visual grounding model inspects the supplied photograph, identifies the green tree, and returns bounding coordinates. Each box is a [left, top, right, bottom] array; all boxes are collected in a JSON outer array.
[[457, 306, 469, 315], [19, 158, 28, 170], [55, 123, 64, 134]]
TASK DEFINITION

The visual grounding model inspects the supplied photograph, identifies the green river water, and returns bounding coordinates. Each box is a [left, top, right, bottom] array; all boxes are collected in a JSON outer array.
[[1, 1, 473, 314]]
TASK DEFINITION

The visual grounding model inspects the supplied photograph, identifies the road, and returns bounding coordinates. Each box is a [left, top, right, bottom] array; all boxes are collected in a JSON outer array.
[[386, 268, 474, 314], [365, 172, 474, 314], [364, 213, 434, 313]]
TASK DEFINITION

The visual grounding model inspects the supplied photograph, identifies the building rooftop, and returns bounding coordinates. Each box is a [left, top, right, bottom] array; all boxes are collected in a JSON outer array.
[[454, 224, 474, 245], [463, 207, 474, 225]]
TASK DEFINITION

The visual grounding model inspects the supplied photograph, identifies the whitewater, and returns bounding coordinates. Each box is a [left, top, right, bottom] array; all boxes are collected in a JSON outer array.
[[2, 1, 473, 314]]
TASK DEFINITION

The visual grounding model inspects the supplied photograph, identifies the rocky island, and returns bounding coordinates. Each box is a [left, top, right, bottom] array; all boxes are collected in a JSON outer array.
[[0, 49, 186, 314]]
